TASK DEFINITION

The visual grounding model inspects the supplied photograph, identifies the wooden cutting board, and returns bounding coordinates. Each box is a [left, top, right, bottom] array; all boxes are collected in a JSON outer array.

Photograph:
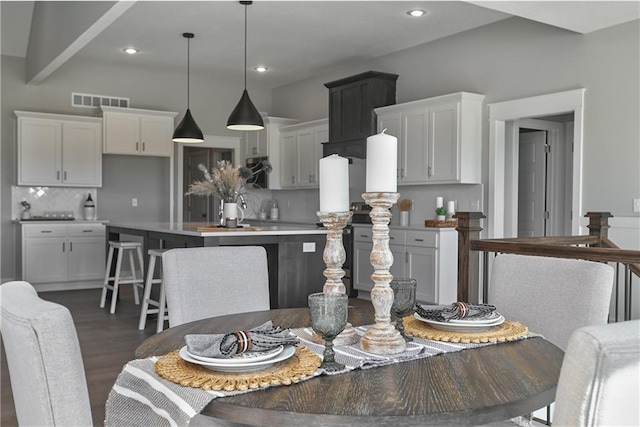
[[424, 219, 458, 228], [196, 226, 263, 232]]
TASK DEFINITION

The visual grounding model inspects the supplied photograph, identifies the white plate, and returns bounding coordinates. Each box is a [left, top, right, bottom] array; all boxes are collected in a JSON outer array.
[[448, 311, 503, 325], [179, 345, 296, 372], [414, 313, 505, 333], [186, 345, 284, 364]]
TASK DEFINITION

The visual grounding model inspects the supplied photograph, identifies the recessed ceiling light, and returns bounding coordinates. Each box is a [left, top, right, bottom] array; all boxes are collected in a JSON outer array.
[[122, 48, 139, 55], [407, 9, 427, 18], [254, 66, 268, 73]]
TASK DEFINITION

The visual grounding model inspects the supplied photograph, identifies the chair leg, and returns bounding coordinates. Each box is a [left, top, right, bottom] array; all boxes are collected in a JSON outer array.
[[156, 273, 167, 333], [110, 248, 124, 314], [138, 255, 157, 330], [100, 246, 115, 308], [129, 250, 140, 305]]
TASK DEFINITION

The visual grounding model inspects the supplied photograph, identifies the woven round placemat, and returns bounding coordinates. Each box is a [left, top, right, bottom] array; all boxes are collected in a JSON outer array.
[[404, 316, 528, 343], [156, 345, 321, 392]]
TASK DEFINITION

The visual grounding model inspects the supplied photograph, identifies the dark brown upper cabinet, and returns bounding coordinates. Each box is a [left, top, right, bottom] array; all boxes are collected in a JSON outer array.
[[323, 71, 398, 158]]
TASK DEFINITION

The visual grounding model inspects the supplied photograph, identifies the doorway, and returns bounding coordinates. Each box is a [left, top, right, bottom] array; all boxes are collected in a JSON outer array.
[[516, 116, 574, 237], [488, 89, 585, 238], [182, 147, 233, 223]]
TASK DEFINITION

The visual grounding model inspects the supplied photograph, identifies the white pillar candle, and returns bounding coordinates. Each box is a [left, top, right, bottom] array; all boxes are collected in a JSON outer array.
[[447, 200, 456, 214], [366, 131, 397, 192], [436, 197, 444, 208], [319, 154, 349, 212]]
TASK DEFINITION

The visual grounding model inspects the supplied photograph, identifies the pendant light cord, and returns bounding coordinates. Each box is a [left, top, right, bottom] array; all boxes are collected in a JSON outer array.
[[187, 36, 191, 108], [243, 2, 248, 90]]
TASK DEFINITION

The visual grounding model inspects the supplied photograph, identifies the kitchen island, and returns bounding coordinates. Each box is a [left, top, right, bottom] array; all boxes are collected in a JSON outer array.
[[106, 222, 328, 309]]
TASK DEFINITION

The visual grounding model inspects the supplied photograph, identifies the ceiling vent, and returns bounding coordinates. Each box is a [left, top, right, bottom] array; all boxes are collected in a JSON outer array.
[[72, 92, 129, 109]]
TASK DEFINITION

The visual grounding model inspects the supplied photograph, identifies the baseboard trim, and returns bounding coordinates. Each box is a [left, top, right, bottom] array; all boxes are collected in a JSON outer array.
[[33, 280, 103, 292]]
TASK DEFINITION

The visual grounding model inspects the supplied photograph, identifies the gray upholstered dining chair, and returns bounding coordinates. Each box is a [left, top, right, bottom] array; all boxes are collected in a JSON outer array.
[[162, 246, 270, 327], [554, 319, 640, 426], [0, 281, 93, 426], [479, 254, 615, 427], [488, 254, 615, 351]]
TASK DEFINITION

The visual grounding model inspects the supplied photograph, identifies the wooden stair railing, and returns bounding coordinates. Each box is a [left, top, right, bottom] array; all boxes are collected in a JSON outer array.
[[455, 212, 640, 320]]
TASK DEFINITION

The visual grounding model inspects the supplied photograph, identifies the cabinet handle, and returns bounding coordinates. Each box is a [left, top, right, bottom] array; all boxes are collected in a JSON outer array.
[[136, 142, 139, 151], [427, 166, 432, 177], [62, 242, 65, 252], [57, 171, 60, 180], [82, 230, 94, 233], [252, 147, 257, 154], [70, 242, 73, 251], [142, 142, 146, 151], [390, 236, 395, 240], [40, 230, 52, 233], [414, 238, 424, 242], [64, 171, 67, 180], [406, 251, 409, 263], [291, 175, 295, 184], [401, 168, 405, 178], [360, 234, 368, 238]]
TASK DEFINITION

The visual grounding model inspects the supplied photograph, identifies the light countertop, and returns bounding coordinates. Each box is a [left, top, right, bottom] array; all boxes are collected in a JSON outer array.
[[106, 222, 328, 237]]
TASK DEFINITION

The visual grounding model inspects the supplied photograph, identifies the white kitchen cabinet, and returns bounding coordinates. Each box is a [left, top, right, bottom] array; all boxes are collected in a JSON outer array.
[[101, 106, 177, 157], [241, 116, 298, 189], [278, 119, 328, 189], [21, 223, 106, 289], [375, 92, 484, 185], [243, 127, 267, 158], [352, 225, 458, 304], [16, 111, 103, 187]]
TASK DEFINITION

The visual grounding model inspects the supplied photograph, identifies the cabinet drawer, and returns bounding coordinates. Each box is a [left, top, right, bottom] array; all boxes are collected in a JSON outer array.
[[24, 224, 67, 237], [388, 229, 406, 245], [406, 230, 437, 248], [67, 224, 105, 237], [354, 228, 373, 242]]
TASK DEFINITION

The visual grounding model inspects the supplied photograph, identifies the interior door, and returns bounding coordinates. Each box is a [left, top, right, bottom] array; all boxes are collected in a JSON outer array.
[[518, 130, 547, 237], [184, 148, 213, 223]]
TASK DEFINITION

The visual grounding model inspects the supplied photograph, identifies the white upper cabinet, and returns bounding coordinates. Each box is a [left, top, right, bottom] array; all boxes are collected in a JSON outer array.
[[278, 119, 328, 189], [101, 106, 177, 157], [16, 111, 102, 187], [241, 116, 298, 189], [375, 92, 484, 185]]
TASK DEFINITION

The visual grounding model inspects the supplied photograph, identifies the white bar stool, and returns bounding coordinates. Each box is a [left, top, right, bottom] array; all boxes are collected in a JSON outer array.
[[99, 241, 145, 314], [138, 248, 169, 333]]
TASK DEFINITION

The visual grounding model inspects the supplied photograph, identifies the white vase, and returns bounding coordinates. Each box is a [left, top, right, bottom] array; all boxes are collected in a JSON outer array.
[[223, 202, 245, 227], [437, 215, 446, 221], [399, 211, 409, 227]]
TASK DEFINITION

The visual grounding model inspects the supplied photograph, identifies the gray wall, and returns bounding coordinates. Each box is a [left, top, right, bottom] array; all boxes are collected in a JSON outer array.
[[271, 17, 640, 217], [1, 54, 272, 280]]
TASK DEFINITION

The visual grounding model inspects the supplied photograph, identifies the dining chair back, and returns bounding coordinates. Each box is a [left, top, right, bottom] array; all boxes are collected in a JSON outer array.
[[0, 281, 92, 426], [162, 246, 270, 327], [489, 254, 614, 351], [554, 319, 640, 426]]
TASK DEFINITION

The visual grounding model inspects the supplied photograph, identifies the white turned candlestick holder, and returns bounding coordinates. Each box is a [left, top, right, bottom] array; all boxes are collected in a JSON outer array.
[[314, 211, 359, 346], [360, 192, 406, 355]]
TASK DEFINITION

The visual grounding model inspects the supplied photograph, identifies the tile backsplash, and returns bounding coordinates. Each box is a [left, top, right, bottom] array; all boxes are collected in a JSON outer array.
[[11, 186, 98, 220]]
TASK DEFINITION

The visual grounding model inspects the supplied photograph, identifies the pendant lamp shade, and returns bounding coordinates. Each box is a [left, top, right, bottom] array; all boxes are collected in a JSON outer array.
[[227, 1, 264, 131], [173, 32, 204, 143]]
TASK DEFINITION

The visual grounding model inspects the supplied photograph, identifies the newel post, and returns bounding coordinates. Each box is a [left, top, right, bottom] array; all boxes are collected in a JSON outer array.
[[454, 212, 486, 303], [585, 212, 613, 246]]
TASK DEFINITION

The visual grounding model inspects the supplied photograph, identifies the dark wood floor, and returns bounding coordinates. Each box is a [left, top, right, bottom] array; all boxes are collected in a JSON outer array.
[[1, 287, 372, 426]]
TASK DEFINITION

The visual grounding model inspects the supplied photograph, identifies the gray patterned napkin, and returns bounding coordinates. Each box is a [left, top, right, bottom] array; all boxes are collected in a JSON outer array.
[[184, 321, 299, 358], [415, 302, 496, 322]]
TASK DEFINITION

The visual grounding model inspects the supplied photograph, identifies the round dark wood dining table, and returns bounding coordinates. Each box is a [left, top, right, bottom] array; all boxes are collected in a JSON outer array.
[[135, 307, 564, 427]]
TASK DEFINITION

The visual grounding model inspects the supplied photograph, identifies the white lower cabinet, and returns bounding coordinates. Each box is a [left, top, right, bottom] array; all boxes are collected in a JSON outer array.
[[353, 226, 457, 304], [22, 223, 106, 288]]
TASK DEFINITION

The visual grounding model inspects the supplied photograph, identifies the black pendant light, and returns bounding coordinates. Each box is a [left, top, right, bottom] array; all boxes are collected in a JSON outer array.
[[227, 1, 264, 131], [173, 32, 204, 143]]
